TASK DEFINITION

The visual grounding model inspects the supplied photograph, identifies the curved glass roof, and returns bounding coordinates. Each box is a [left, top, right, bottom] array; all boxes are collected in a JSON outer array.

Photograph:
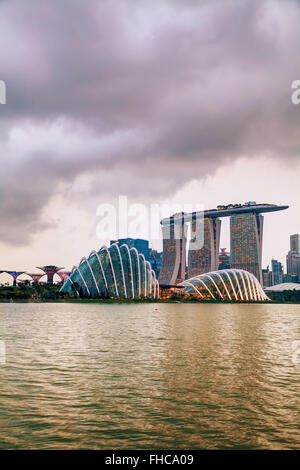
[[60, 244, 159, 299], [179, 269, 269, 301], [265, 283, 300, 292]]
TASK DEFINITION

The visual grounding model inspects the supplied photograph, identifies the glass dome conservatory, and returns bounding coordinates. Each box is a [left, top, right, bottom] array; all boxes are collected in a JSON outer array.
[[179, 269, 269, 301], [60, 244, 159, 299]]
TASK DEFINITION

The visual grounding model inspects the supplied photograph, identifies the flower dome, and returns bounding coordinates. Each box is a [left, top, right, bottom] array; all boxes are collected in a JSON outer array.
[[60, 243, 159, 299], [179, 269, 269, 301]]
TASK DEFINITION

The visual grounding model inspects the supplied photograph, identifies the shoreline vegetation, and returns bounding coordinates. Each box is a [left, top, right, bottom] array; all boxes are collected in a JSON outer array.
[[0, 284, 299, 304]]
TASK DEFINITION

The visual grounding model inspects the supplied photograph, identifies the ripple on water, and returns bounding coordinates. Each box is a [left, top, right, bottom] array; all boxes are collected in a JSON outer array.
[[0, 302, 299, 449]]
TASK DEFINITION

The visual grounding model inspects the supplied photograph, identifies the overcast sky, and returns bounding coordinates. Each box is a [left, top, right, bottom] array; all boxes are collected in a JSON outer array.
[[0, 0, 299, 281]]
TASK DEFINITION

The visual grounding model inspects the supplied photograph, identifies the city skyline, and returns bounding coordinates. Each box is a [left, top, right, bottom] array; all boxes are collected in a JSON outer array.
[[1, 0, 300, 454], [158, 203, 288, 286], [2, 212, 297, 287], [1, 193, 299, 274], [0, 0, 299, 275]]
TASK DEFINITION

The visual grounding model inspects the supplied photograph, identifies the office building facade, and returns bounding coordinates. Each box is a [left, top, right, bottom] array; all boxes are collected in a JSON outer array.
[[286, 233, 300, 282], [230, 213, 264, 284], [262, 266, 273, 288], [160, 203, 287, 287], [286, 251, 300, 282], [149, 249, 163, 278], [110, 238, 149, 260], [159, 215, 187, 285], [271, 259, 284, 286], [290, 234, 300, 253], [187, 217, 221, 278]]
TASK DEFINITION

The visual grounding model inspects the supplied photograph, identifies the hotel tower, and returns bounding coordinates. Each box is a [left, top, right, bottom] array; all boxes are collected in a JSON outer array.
[[230, 213, 264, 284], [187, 216, 221, 278], [159, 203, 288, 287], [158, 214, 187, 285]]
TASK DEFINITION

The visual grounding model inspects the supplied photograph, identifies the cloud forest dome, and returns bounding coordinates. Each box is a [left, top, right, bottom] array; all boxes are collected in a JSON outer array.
[[60, 244, 159, 299], [179, 269, 269, 301]]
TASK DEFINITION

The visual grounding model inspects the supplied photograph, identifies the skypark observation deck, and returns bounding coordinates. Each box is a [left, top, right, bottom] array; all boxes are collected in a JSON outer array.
[[161, 203, 289, 226], [159, 203, 288, 286]]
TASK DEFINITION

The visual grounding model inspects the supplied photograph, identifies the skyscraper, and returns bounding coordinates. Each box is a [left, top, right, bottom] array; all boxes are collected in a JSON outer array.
[[159, 214, 187, 285], [290, 234, 300, 253], [187, 217, 221, 278], [110, 238, 149, 260], [286, 233, 300, 282], [230, 213, 263, 284], [286, 251, 300, 277], [160, 203, 287, 287], [149, 249, 163, 278], [262, 266, 273, 287], [271, 259, 283, 285]]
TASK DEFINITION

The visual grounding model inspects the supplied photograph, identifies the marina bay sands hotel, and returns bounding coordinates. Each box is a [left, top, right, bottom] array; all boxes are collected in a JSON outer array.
[[159, 202, 288, 286]]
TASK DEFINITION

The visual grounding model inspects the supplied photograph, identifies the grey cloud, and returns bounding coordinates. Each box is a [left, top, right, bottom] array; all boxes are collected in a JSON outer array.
[[0, 0, 299, 245]]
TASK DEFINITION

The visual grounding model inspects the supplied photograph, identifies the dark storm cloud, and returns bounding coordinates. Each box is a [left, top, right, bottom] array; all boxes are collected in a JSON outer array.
[[0, 0, 299, 244]]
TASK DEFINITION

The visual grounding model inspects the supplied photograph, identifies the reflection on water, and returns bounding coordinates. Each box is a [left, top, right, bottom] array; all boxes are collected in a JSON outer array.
[[0, 302, 299, 449]]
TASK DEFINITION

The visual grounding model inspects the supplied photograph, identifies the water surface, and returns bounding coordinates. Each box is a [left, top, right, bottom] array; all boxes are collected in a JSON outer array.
[[0, 302, 299, 449]]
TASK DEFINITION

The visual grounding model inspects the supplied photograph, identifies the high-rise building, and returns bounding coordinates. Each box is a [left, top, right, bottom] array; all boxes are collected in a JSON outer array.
[[286, 251, 300, 282], [134, 239, 150, 260], [271, 259, 283, 285], [110, 238, 149, 260], [218, 248, 230, 270], [290, 234, 300, 253], [149, 249, 163, 278], [283, 273, 299, 283], [286, 233, 300, 282], [159, 203, 288, 287], [230, 213, 264, 284], [187, 217, 221, 278], [262, 266, 273, 287], [159, 214, 187, 285]]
